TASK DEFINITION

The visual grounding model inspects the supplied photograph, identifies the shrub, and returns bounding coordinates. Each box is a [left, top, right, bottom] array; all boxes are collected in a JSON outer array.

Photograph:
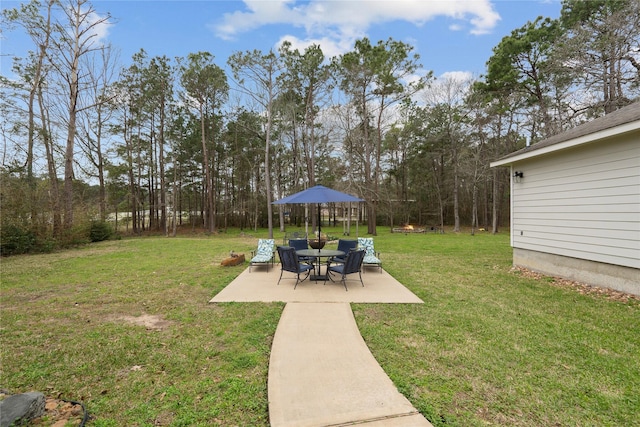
[[0, 224, 36, 256], [35, 237, 57, 253], [89, 221, 113, 242]]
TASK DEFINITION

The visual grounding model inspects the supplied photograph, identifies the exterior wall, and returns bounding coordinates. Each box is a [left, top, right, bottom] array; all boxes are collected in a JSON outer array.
[[510, 133, 640, 273], [514, 248, 640, 296]]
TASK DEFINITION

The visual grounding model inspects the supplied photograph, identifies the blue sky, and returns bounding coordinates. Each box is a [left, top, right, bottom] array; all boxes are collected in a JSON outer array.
[[1, 0, 563, 81]]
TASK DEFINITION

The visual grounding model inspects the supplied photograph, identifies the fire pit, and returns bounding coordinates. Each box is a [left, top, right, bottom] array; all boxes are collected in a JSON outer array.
[[392, 224, 426, 233], [308, 239, 326, 249]]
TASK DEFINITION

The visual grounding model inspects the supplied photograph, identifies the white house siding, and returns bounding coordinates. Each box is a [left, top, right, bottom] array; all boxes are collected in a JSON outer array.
[[510, 133, 640, 271]]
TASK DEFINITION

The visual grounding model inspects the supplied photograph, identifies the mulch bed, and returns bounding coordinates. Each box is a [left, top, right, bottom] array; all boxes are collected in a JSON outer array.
[[512, 266, 639, 304]]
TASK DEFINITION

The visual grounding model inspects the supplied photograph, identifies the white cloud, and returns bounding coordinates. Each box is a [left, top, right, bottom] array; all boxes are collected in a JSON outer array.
[[275, 35, 357, 60], [213, 0, 501, 50], [439, 71, 474, 83], [213, 0, 304, 41], [59, 4, 112, 47], [86, 10, 112, 44]]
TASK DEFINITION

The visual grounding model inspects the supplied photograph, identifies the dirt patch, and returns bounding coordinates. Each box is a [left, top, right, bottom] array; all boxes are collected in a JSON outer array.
[[118, 314, 173, 330], [27, 397, 87, 426], [513, 267, 639, 304]]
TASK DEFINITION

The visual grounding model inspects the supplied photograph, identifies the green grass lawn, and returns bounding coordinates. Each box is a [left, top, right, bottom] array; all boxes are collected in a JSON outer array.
[[1, 228, 638, 426]]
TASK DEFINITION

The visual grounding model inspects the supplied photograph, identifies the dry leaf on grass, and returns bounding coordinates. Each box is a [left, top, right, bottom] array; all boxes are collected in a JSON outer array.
[[512, 267, 639, 304]]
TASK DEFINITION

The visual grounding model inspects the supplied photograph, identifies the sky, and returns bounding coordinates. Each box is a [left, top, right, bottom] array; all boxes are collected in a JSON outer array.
[[1, 0, 564, 82]]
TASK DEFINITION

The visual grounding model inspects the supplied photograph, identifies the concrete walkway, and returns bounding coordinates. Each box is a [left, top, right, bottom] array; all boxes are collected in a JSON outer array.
[[269, 303, 432, 426], [209, 266, 433, 426]]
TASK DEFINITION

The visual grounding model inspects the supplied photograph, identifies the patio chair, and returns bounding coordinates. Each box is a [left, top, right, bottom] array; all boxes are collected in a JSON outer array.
[[288, 238, 317, 266], [249, 239, 275, 272], [326, 239, 358, 267], [357, 237, 382, 273], [277, 246, 314, 289], [324, 249, 365, 291]]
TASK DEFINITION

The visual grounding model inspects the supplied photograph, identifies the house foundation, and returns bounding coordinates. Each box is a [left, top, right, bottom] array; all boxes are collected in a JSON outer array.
[[513, 248, 639, 297]]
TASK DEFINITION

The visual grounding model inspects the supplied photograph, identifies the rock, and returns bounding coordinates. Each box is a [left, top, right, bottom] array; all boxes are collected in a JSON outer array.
[[0, 392, 45, 427], [221, 253, 245, 266]]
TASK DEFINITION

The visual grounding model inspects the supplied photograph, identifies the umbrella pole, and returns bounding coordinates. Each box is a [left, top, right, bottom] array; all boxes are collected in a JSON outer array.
[[305, 204, 309, 237], [317, 203, 321, 252]]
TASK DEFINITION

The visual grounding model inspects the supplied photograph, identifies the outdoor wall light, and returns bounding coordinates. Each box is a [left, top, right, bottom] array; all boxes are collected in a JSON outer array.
[[513, 171, 524, 183]]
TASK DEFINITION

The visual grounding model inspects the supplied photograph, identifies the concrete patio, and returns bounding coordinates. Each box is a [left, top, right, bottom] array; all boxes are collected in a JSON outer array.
[[209, 264, 424, 304]]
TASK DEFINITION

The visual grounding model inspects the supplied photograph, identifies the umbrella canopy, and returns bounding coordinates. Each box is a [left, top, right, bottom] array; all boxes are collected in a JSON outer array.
[[272, 185, 363, 205], [272, 185, 363, 244]]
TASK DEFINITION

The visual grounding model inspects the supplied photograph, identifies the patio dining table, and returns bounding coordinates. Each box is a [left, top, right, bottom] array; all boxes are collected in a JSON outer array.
[[296, 249, 344, 282]]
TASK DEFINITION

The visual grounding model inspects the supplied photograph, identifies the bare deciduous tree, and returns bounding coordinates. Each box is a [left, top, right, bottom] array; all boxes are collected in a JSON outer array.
[[49, 0, 111, 231]]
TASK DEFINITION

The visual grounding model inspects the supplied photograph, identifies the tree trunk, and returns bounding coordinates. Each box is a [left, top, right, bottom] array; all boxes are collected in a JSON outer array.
[[492, 169, 500, 234], [38, 84, 62, 237], [170, 153, 178, 237], [159, 102, 166, 234], [453, 162, 460, 232], [63, 58, 79, 231], [200, 107, 214, 232], [471, 181, 478, 235], [265, 85, 274, 239], [96, 107, 106, 221]]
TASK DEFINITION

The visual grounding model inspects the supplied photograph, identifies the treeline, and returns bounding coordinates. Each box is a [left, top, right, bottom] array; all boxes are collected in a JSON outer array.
[[1, 0, 638, 252]]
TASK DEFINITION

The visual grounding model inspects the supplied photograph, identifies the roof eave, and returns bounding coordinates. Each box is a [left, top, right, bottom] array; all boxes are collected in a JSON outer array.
[[490, 120, 640, 167]]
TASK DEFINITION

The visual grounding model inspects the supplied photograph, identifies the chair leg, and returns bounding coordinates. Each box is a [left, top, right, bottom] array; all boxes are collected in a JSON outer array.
[[341, 276, 348, 291], [294, 269, 312, 289], [323, 273, 334, 284], [358, 271, 364, 287], [277, 269, 284, 285], [325, 269, 336, 283]]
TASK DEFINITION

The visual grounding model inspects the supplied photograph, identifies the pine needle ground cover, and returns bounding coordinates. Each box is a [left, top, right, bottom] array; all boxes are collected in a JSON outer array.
[[1, 229, 638, 426]]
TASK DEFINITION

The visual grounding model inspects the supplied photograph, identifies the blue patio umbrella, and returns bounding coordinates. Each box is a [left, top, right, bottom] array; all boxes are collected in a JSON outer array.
[[272, 185, 363, 244]]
